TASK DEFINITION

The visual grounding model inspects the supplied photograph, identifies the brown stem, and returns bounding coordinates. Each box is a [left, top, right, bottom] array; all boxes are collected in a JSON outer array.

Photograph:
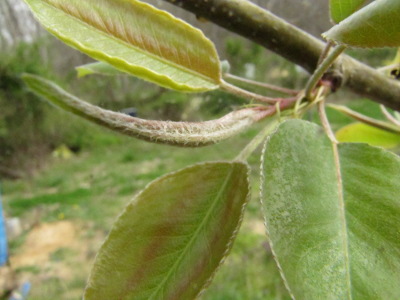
[[220, 80, 281, 103], [162, 0, 400, 110], [329, 104, 400, 134], [224, 73, 298, 95]]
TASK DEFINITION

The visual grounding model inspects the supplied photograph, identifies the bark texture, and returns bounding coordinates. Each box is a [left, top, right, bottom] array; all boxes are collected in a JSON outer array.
[[163, 0, 400, 110]]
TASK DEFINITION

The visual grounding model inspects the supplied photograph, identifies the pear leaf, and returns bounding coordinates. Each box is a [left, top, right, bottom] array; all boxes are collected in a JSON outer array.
[[76, 61, 125, 78], [261, 119, 400, 299], [336, 122, 400, 149], [324, 0, 400, 48], [84, 162, 250, 300], [24, 0, 221, 91], [329, 0, 368, 24]]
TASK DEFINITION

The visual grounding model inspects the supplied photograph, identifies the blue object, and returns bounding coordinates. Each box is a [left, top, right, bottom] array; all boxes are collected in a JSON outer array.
[[9, 281, 31, 300], [0, 185, 8, 266]]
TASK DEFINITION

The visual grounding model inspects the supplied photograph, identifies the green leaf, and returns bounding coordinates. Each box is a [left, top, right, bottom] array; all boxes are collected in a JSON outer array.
[[84, 162, 250, 300], [24, 0, 221, 92], [395, 111, 400, 121], [336, 122, 400, 149], [261, 119, 400, 299], [329, 0, 368, 24], [76, 61, 126, 78], [323, 0, 400, 48]]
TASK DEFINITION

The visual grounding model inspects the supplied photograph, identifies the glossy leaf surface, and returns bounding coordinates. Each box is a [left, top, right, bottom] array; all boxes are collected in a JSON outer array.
[[324, 0, 400, 48], [24, 0, 221, 91], [336, 122, 400, 149], [84, 162, 250, 300], [329, 0, 368, 24], [261, 119, 400, 299]]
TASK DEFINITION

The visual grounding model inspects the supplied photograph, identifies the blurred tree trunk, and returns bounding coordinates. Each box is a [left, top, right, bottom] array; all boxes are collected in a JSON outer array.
[[0, 0, 42, 50]]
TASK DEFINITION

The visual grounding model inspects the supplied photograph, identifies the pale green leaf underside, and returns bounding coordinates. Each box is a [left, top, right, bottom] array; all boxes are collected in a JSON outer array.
[[261, 120, 400, 299], [329, 0, 368, 24], [336, 122, 400, 149], [24, 0, 221, 91], [76, 61, 126, 78], [84, 162, 250, 300], [324, 0, 400, 48]]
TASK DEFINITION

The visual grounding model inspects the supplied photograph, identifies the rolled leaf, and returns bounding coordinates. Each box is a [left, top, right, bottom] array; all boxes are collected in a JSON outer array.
[[76, 62, 125, 78], [261, 119, 400, 299], [329, 0, 368, 24], [84, 162, 250, 300], [23, 0, 221, 91], [323, 0, 400, 48], [336, 122, 400, 149], [22, 74, 264, 147]]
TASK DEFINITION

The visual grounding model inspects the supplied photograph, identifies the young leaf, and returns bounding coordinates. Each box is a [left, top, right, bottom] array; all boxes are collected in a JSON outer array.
[[22, 74, 265, 147], [329, 0, 368, 24], [323, 0, 400, 48], [23, 0, 221, 92], [76, 62, 125, 78], [84, 162, 250, 300], [336, 122, 400, 149], [395, 111, 400, 121], [261, 119, 400, 299]]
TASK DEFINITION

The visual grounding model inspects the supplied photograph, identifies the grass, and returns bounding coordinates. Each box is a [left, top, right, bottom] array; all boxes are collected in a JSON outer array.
[[2, 123, 290, 300]]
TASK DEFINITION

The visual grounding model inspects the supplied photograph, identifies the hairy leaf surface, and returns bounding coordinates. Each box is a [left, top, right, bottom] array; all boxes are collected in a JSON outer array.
[[324, 0, 400, 47], [261, 119, 400, 299], [23, 74, 264, 147], [84, 162, 250, 300], [329, 0, 368, 24], [24, 0, 221, 91], [336, 122, 400, 149]]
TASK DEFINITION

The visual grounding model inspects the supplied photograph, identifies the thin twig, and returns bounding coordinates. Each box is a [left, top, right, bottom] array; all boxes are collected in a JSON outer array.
[[163, 0, 400, 110], [317, 41, 334, 66], [329, 104, 400, 134], [377, 64, 400, 73], [380, 105, 400, 127], [220, 80, 281, 104], [236, 95, 300, 161], [318, 100, 338, 144], [305, 45, 346, 100], [224, 73, 298, 95]]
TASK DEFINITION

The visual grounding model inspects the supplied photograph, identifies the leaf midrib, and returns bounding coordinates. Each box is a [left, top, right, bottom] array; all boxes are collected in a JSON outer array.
[[147, 166, 235, 300], [331, 142, 352, 300], [37, 0, 218, 86]]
